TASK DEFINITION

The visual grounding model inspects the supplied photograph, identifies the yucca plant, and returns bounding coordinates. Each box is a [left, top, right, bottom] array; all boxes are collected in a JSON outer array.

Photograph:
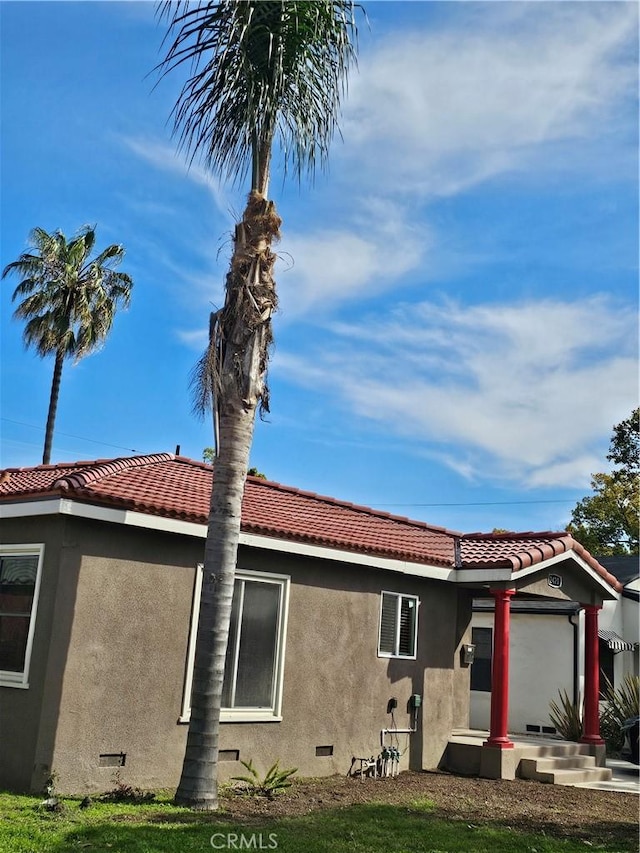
[[549, 689, 583, 741], [231, 759, 297, 798], [599, 674, 639, 754]]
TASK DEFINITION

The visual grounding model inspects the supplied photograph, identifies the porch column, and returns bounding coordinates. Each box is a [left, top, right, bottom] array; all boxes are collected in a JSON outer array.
[[581, 603, 604, 746], [485, 588, 515, 749]]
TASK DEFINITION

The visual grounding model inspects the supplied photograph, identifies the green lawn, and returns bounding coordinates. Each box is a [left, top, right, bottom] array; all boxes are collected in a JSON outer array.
[[1, 791, 635, 853]]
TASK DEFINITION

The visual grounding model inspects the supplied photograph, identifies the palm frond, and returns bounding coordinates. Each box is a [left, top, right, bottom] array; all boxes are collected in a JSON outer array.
[[157, 0, 360, 189], [3, 226, 133, 361], [189, 310, 221, 419]]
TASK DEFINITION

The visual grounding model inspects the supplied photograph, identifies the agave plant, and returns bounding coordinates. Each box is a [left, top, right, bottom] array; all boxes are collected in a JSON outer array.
[[549, 689, 583, 742], [599, 674, 639, 754]]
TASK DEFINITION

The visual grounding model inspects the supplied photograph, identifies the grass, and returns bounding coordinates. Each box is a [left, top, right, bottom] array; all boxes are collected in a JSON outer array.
[[0, 790, 635, 853]]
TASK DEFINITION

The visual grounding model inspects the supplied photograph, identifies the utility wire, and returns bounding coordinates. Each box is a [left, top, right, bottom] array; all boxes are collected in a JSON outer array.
[[379, 499, 575, 508], [1, 418, 578, 509], [1, 418, 141, 454]]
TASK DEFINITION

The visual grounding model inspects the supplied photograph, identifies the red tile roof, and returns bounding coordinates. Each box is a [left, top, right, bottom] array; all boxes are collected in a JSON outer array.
[[0, 453, 621, 590]]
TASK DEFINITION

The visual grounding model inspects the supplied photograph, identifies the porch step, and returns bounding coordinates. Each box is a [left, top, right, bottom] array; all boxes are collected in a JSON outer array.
[[524, 755, 597, 771], [520, 756, 612, 786]]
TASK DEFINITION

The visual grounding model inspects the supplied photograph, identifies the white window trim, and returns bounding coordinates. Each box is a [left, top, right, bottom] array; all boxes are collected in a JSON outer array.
[[377, 590, 419, 660], [0, 543, 45, 689], [180, 567, 290, 724]]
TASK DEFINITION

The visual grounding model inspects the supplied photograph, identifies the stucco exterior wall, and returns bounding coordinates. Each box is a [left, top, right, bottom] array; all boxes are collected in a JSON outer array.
[[0, 515, 67, 792], [601, 595, 639, 683], [2, 514, 472, 794], [620, 590, 639, 680], [470, 611, 575, 734]]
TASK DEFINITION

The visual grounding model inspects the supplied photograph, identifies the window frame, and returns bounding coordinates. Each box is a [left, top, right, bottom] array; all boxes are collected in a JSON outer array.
[[180, 566, 290, 724], [0, 543, 45, 689], [377, 590, 420, 660]]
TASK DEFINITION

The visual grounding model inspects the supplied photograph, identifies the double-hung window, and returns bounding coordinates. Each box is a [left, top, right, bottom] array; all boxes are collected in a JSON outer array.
[[0, 544, 44, 688], [181, 568, 289, 723], [378, 591, 419, 659]]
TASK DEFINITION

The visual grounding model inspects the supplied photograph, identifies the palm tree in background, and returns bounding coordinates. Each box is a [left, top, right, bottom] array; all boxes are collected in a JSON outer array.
[[2, 226, 133, 464], [158, 0, 359, 809]]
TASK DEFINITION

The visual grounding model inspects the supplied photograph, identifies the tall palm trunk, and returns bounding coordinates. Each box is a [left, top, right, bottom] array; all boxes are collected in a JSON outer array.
[[43, 349, 65, 465], [175, 190, 280, 809]]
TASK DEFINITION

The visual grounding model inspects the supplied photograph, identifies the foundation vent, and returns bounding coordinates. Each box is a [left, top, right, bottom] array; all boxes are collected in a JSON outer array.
[[99, 753, 126, 768], [219, 750, 240, 762], [315, 745, 334, 757]]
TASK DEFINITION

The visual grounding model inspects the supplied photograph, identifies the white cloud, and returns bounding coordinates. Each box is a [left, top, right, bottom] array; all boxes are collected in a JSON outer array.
[[341, 2, 637, 197], [274, 295, 638, 489], [276, 197, 426, 318], [121, 136, 231, 219]]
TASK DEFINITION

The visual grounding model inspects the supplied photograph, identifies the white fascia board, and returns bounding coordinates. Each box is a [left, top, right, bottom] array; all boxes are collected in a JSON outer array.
[[510, 550, 620, 599], [455, 568, 513, 584], [239, 531, 456, 581], [1, 498, 457, 583]]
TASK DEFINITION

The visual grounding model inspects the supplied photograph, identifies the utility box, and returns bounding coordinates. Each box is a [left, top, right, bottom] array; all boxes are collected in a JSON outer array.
[[461, 643, 475, 665]]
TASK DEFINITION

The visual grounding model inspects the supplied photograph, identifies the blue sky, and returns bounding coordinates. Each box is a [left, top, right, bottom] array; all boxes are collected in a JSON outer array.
[[1, 1, 638, 535]]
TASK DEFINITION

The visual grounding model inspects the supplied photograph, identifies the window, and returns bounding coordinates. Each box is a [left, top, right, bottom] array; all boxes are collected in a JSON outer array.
[[378, 592, 419, 659], [599, 640, 615, 698], [181, 568, 289, 722], [0, 545, 44, 688], [470, 627, 492, 692]]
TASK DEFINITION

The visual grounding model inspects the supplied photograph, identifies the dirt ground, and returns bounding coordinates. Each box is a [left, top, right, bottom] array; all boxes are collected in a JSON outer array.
[[219, 770, 639, 847]]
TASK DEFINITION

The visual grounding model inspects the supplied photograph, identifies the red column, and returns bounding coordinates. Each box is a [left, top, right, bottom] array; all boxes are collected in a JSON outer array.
[[581, 604, 604, 745], [485, 588, 515, 749]]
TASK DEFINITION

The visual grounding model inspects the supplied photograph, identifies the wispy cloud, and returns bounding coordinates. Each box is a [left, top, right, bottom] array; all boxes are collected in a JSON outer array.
[[277, 197, 426, 318], [121, 136, 232, 219], [341, 2, 637, 197], [275, 294, 637, 489]]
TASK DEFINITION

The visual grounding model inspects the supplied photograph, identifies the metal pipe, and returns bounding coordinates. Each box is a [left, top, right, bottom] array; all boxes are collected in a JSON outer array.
[[380, 727, 416, 747]]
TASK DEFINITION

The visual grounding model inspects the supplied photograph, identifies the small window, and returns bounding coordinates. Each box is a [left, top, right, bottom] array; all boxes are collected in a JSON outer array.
[[378, 592, 419, 659], [599, 640, 615, 698], [181, 568, 289, 722], [0, 545, 44, 688], [470, 627, 492, 692]]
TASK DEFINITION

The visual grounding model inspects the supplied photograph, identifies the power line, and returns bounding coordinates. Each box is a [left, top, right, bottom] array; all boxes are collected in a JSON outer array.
[[1, 418, 141, 454], [0, 418, 580, 509], [379, 499, 575, 508]]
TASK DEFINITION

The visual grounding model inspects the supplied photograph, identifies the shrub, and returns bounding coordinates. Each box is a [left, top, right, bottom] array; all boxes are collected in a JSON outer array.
[[600, 674, 640, 755], [549, 689, 583, 741], [100, 771, 155, 804], [231, 759, 297, 798]]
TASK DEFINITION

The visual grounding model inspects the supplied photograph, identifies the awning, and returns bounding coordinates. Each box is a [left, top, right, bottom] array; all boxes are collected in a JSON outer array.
[[598, 629, 636, 652]]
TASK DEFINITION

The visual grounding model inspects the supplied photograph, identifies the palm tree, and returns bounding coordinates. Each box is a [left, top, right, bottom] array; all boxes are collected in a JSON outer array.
[[2, 226, 133, 464], [158, 0, 359, 809]]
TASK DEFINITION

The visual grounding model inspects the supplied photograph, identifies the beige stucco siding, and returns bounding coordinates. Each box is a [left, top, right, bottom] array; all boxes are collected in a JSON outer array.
[[2, 515, 472, 794], [48, 519, 201, 794], [0, 515, 67, 792]]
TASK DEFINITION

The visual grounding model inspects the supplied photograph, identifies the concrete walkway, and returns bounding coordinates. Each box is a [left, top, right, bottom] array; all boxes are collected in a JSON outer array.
[[573, 757, 640, 794]]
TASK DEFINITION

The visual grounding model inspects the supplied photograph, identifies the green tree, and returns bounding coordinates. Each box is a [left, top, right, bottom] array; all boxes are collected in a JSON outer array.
[[158, 1, 359, 809], [2, 226, 133, 464], [567, 409, 639, 555]]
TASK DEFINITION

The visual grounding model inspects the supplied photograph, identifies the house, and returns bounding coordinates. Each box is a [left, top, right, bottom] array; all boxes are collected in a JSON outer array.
[[470, 557, 638, 736], [0, 453, 623, 794]]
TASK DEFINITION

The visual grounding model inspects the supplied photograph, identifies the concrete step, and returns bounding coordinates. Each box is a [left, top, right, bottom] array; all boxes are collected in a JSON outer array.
[[517, 742, 595, 759], [520, 757, 612, 786], [524, 755, 597, 772], [533, 767, 613, 786]]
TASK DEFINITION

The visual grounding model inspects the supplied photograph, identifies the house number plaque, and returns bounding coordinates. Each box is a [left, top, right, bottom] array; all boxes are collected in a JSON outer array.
[[547, 573, 563, 589]]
